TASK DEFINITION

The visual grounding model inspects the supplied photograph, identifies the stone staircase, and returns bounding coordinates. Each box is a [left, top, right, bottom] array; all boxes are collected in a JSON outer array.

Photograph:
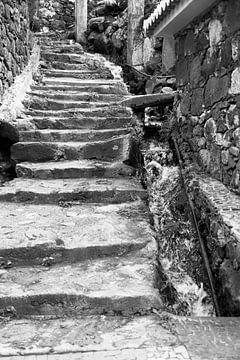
[[0, 38, 169, 358], [1, 38, 240, 360]]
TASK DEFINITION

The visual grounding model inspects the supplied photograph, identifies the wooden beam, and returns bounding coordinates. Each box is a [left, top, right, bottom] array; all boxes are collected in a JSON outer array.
[[127, 0, 144, 68], [121, 93, 175, 109], [75, 0, 87, 43]]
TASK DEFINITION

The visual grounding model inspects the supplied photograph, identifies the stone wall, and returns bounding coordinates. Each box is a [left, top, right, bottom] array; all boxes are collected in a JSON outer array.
[[38, 0, 75, 32], [0, 0, 31, 104], [175, 0, 240, 194]]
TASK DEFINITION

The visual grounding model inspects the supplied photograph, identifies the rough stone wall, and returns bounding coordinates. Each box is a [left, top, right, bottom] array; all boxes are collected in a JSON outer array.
[[175, 0, 240, 194], [38, 0, 75, 32], [0, 0, 31, 104]]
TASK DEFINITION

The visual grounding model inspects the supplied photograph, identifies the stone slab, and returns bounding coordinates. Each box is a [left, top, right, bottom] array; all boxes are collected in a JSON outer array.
[[19, 128, 129, 143], [28, 90, 125, 102], [0, 178, 147, 204], [11, 135, 130, 162], [25, 98, 116, 110], [0, 315, 178, 357], [42, 77, 126, 87], [0, 201, 153, 265], [121, 93, 175, 109], [0, 346, 191, 360], [31, 84, 128, 95], [0, 253, 161, 317], [20, 116, 130, 131], [24, 106, 131, 118], [173, 316, 240, 359], [16, 160, 135, 179]]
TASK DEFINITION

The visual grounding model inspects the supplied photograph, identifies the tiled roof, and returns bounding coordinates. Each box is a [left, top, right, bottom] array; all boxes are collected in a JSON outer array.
[[143, 0, 217, 37], [143, 0, 178, 34]]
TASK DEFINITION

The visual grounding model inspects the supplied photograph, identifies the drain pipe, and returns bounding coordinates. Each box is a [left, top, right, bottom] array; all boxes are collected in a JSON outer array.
[[171, 134, 221, 317]]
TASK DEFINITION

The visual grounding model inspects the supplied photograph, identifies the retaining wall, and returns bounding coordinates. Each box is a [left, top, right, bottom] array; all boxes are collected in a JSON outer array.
[[175, 0, 240, 195]]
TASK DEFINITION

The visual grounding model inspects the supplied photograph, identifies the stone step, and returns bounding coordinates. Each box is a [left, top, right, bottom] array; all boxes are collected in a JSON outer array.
[[41, 44, 84, 54], [49, 61, 100, 70], [19, 116, 130, 131], [16, 160, 135, 179], [40, 52, 104, 66], [24, 97, 118, 111], [31, 83, 128, 95], [0, 178, 147, 204], [24, 106, 131, 119], [0, 253, 161, 317], [28, 90, 125, 102], [0, 201, 152, 266], [0, 315, 177, 358], [43, 69, 113, 80], [42, 77, 127, 89], [11, 135, 130, 162], [19, 128, 129, 143]]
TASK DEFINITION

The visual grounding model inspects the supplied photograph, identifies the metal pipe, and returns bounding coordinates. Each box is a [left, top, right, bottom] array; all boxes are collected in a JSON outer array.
[[171, 134, 221, 317]]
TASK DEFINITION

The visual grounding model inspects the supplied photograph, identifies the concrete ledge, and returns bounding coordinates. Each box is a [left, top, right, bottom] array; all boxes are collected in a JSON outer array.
[[191, 173, 240, 315], [0, 41, 40, 142], [121, 93, 175, 109]]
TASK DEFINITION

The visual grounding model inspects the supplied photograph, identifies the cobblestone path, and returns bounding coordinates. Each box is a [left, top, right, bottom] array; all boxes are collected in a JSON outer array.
[[0, 35, 240, 360]]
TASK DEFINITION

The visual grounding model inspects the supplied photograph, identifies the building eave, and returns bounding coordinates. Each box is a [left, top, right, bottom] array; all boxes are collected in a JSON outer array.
[[144, 0, 218, 37]]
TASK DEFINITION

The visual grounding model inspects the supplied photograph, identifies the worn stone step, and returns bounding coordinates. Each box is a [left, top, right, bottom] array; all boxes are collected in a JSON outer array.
[[0, 315, 178, 357], [43, 69, 113, 80], [42, 77, 127, 89], [28, 90, 125, 103], [24, 106, 132, 119], [19, 128, 129, 143], [19, 116, 130, 131], [49, 61, 100, 70], [0, 201, 152, 266], [16, 160, 135, 179], [11, 135, 130, 162], [24, 97, 118, 111], [41, 44, 84, 54], [31, 83, 128, 95], [40, 52, 105, 66], [0, 253, 161, 317], [0, 178, 147, 204]]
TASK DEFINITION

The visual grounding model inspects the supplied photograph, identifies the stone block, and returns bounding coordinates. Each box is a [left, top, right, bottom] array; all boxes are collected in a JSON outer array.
[[191, 88, 204, 115], [230, 68, 240, 95], [229, 146, 240, 157], [198, 149, 210, 169], [219, 259, 240, 315], [231, 169, 240, 188], [189, 56, 202, 87], [180, 92, 190, 116], [193, 125, 203, 137], [221, 150, 229, 165], [204, 76, 229, 108], [184, 30, 195, 56], [204, 118, 217, 140], [233, 127, 240, 147], [201, 49, 218, 79], [198, 137, 206, 148], [176, 57, 189, 86], [209, 144, 222, 179], [224, 0, 240, 35]]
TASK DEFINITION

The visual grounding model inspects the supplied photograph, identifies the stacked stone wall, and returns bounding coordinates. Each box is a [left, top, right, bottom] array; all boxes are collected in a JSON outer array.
[[38, 0, 75, 32], [175, 0, 240, 194], [0, 0, 31, 104]]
